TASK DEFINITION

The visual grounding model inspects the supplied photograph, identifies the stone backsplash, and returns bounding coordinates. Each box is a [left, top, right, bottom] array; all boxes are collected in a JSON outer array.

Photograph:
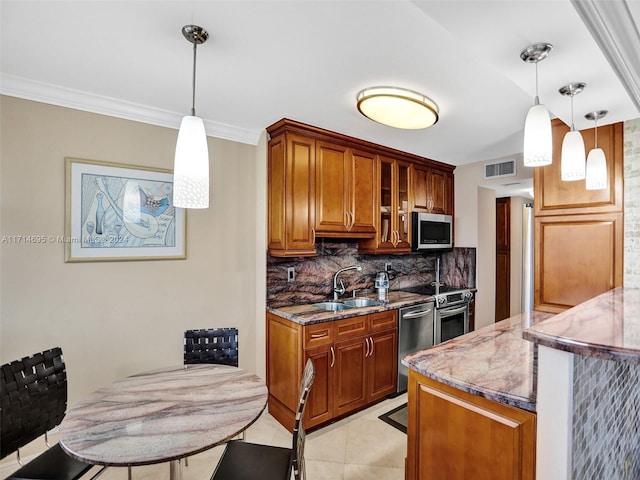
[[266, 240, 476, 307]]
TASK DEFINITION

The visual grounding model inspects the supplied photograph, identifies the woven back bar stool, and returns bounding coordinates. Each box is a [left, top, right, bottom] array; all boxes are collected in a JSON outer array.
[[0, 347, 103, 480], [184, 328, 239, 367]]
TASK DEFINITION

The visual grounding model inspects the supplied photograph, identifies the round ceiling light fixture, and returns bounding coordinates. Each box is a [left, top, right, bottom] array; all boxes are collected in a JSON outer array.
[[356, 86, 439, 129]]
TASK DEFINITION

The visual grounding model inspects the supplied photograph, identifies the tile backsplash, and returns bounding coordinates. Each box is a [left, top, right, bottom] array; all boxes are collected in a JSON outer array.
[[266, 240, 476, 307], [571, 355, 640, 480]]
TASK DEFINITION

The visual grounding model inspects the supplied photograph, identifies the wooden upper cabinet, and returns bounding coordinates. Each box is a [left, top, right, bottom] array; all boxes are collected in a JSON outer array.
[[413, 164, 454, 215], [359, 156, 412, 253], [266, 118, 455, 256], [267, 132, 316, 257], [314, 142, 376, 236], [534, 119, 623, 216]]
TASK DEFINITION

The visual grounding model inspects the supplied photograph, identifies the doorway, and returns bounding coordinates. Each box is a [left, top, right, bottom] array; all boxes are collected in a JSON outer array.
[[495, 197, 510, 322]]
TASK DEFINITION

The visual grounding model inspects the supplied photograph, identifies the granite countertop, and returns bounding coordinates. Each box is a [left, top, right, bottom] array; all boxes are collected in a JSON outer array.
[[523, 287, 640, 363], [266, 291, 435, 325], [403, 310, 554, 412]]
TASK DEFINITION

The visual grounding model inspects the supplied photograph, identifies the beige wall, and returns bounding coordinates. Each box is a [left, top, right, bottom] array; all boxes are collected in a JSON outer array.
[[454, 164, 496, 328], [0, 96, 263, 406]]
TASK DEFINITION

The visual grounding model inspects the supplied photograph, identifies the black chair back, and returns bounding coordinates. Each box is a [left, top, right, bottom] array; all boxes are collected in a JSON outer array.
[[184, 328, 239, 367], [1, 347, 68, 459], [292, 359, 315, 480]]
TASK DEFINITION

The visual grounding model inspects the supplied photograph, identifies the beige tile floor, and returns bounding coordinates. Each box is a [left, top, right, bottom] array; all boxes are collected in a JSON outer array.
[[1, 394, 407, 480]]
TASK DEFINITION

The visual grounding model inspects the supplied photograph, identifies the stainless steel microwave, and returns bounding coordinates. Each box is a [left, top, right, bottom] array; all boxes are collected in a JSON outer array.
[[411, 212, 453, 250]]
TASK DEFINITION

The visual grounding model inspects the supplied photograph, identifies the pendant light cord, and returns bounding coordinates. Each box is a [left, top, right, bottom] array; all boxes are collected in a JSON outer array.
[[191, 41, 198, 117], [534, 61, 540, 105], [570, 94, 575, 131], [594, 118, 598, 148]]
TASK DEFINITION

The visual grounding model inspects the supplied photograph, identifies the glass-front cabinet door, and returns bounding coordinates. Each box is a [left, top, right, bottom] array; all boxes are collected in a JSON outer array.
[[396, 161, 410, 247], [376, 157, 411, 252]]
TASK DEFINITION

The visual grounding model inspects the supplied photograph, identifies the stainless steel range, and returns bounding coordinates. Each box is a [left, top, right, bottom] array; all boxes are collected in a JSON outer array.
[[394, 283, 473, 394]]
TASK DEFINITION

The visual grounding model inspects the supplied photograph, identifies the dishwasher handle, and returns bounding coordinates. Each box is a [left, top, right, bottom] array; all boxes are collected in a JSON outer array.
[[402, 308, 433, 319]]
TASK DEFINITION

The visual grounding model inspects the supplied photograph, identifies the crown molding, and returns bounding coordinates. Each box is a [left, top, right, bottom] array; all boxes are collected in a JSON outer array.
[[0, 74, 261, 145], [571, 0, 640, 113]]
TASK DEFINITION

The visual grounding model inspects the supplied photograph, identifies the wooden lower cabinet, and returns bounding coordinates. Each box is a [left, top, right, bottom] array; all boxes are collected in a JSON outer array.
[[406, 370, 536, 480], [267, 310, 397, 431]]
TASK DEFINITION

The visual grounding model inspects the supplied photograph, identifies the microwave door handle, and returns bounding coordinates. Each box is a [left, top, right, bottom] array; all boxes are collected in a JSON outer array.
[[439, 306, 468, 316], [403, 309, 433, 319]]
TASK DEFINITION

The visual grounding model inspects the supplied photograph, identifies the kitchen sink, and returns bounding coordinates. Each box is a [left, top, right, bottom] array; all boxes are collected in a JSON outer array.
[[342, 298, 381, 308], [310, 301, 353, 311]]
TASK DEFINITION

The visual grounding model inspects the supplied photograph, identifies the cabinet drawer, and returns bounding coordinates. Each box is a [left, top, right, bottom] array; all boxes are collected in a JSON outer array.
[[304, 323, 334, 348], [335, 315, 368, 342], [369, 310, 398, 332]]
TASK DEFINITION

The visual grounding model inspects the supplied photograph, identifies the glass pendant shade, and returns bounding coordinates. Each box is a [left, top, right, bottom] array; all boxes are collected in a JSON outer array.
[[585, 148, 607, 190], [523, 103, 552, 166], [561, 130, 586, 181], [174, 115, 209, 208]]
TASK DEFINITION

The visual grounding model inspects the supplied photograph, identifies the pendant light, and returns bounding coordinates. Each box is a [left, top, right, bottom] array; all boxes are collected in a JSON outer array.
[[173, 25, 209, 209], [559, 83, 587, 181], [520, 43, 553, 167], [585, 110, 608, 190]]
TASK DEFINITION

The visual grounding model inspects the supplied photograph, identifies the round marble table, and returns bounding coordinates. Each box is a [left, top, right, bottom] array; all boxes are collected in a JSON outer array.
[[59, 364, 268, 480]]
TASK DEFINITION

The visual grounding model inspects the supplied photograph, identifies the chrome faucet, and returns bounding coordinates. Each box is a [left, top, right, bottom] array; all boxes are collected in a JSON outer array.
[[333, 265, 363, 300]]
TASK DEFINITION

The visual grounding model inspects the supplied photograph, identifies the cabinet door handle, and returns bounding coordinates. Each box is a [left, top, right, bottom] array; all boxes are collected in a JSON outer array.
[[364, 337, 370, 357], [330, 346, 335, 367], [369, 337, 374, 357], [310, 332, 327, 339], [349, 212, 355, 230], [311, 228, 316, 244]]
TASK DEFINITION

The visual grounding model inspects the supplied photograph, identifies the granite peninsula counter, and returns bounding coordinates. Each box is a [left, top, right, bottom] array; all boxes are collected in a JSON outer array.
[[403, 310, 553, 412]]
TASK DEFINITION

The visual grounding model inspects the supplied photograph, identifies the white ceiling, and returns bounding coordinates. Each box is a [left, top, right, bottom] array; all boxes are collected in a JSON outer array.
[[2, 1, 639, 193]]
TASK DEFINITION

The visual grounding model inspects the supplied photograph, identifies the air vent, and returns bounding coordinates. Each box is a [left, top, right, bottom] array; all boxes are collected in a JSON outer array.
[[484, 159, 516, 179]]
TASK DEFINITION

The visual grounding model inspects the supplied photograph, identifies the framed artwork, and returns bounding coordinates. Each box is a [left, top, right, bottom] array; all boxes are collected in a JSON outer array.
[[65, 157, 186, 262]]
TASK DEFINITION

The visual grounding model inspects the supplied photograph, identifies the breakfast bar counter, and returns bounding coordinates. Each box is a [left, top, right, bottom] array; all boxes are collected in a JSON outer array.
[[403, 310, 553, 412]]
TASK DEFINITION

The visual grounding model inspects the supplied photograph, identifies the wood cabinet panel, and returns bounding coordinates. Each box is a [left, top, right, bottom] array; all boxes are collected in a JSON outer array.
[[368, 330, 397, 400], [334, 337, 368, 416], [304, 322, 334, 349], [369, 310, 398, 332], [335, 315, 368, 342], [407, 371, 535, 480], [413, 164, 453, 215], [266, 312, 302, 422], [315, 141, 350, 233], [304, 345, 334, 427], [267, 133, 316, 257], [350, 149, 377, 234], [534, 213, 623, 312], [534, 120, 623, 216]]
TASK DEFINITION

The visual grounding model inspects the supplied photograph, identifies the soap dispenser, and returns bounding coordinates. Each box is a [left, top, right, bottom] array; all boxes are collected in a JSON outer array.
[[375, 271, 389, 301]]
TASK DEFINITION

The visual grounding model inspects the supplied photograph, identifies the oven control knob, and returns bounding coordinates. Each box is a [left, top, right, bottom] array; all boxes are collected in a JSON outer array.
[[437, 296, 446, 306], [463, 291, 474, 301]]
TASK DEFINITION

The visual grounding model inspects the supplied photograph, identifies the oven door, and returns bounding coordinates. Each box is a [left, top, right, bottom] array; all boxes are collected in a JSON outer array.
[[434, 303, 469, 344]]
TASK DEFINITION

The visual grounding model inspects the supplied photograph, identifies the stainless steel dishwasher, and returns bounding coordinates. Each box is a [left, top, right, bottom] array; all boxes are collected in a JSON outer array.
[[396, 301, 435, 394]]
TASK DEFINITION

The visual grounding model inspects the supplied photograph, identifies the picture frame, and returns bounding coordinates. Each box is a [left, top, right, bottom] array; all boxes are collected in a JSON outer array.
[[65, 157, 186, 262]]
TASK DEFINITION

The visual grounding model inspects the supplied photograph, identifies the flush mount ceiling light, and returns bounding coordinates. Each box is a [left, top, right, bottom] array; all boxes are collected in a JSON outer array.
[[520, 43, 553, 167], [585, 110, 608, 190], [559, 82, 587, 181], [173, 25, 210, 209], [356, 86, 439, 129]]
